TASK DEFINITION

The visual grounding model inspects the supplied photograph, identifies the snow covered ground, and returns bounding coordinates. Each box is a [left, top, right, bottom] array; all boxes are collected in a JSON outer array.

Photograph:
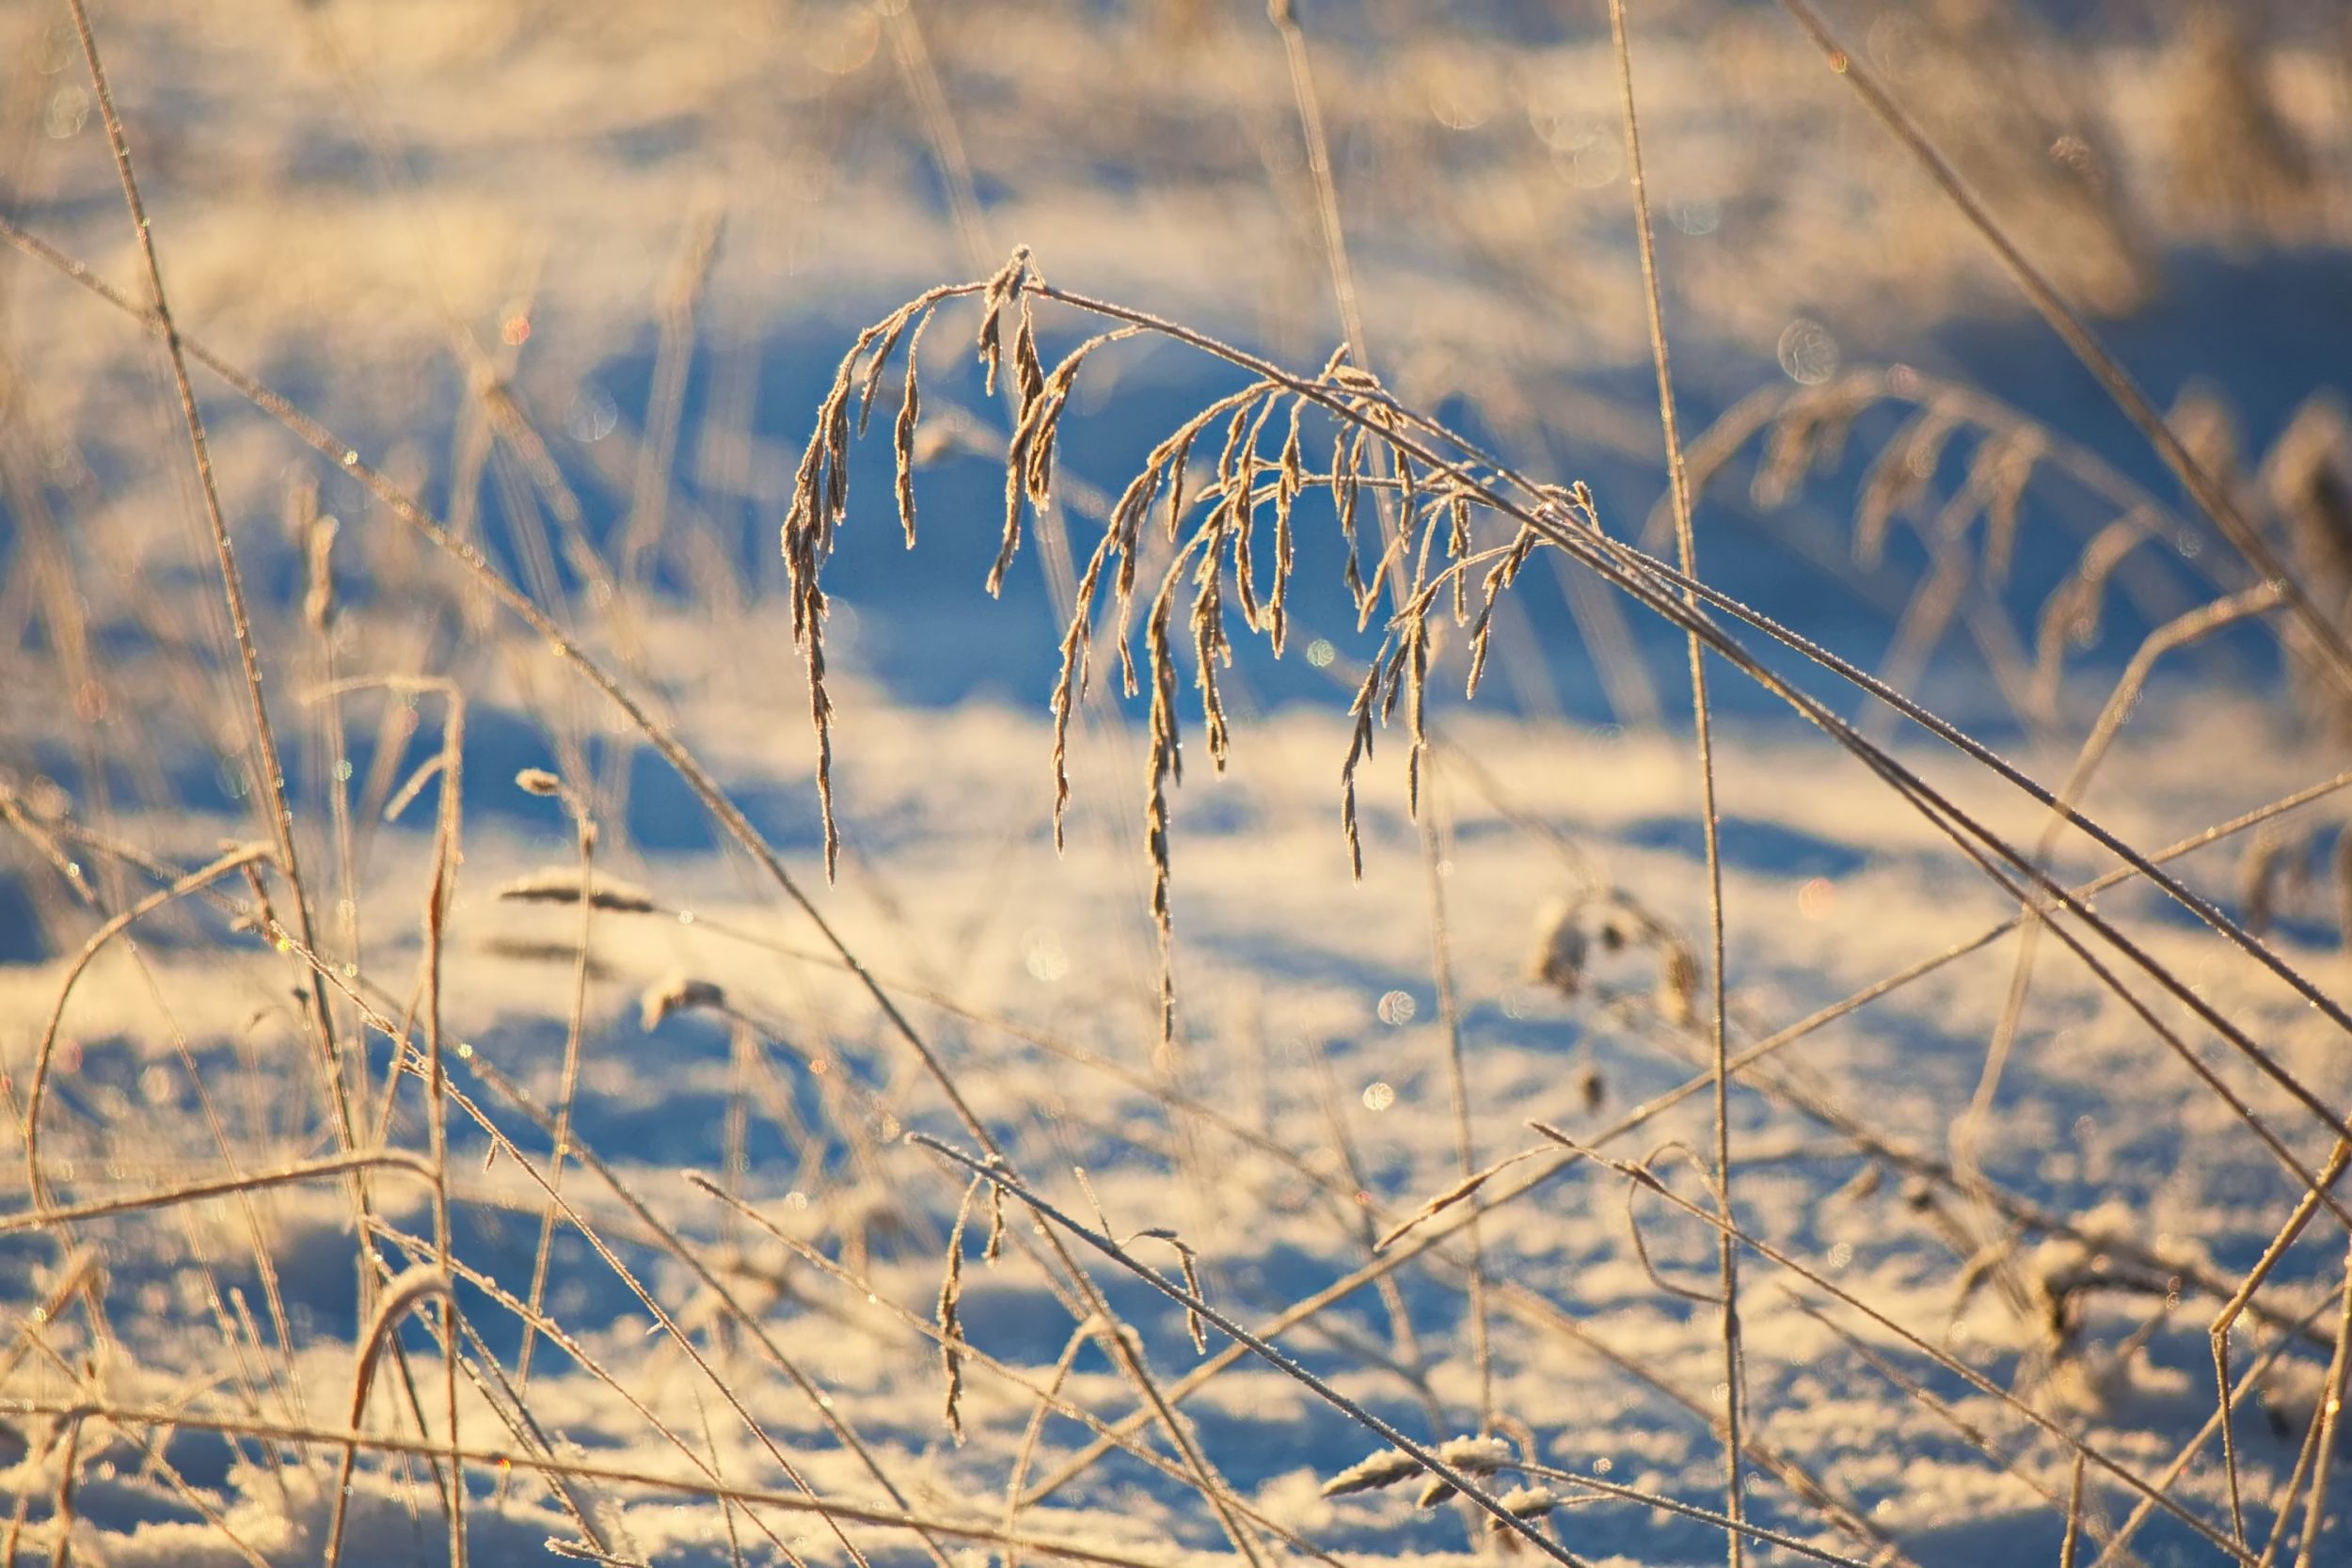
[[6, 3, 2352, 1565]]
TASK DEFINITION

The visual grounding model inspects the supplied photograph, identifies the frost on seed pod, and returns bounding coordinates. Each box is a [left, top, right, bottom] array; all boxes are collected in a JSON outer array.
[[1318, 1448, 1423, 1498], [496, 871, 658, 915], [1527, 895, 1586, 998], [1323, 1433, 1512, 1503], [1416, 1434, 1513, 1506], [1499, 1486, 1558, 1519], [640, 972, 726, 1031], [1528, 890, 1698, 1025], [1487, 1488, 1562, 1552]]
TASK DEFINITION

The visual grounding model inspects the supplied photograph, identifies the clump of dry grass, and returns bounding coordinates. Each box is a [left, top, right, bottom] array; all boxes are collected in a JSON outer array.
[[783, 245, 1579, 1056]]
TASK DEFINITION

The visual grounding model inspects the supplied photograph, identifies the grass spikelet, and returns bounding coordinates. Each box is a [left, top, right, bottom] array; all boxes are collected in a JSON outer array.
[[1127, 1228, 1208, 1354], [2032, 514, 2152, 713], [1375, 1148, 1540, 1252], [1415, 1434, 1512, 1506], [2334, 831, 2352, 959], [1226, 395, 1279, 634], [1527, 895, 1585, 998], [302, 510, 339, 635], [998, 327, 1141, 596], [639, 973, 727, 1032], [1465, 523, 1542, 699], [810, 636, 839, 880], [1144, 575, 1185, 1053], [1487, 1487, 1561, 1550], [1447, 494, 1473, 622], [1211, 398, 1254, 525], [856, 305, 917, 440], [497, 870, 657, 914], [1270, 401, 1306, 655], [1164, 422, 1198, 546], [781, 325, 876, 882], [2239, 832, 2285, 938], [1341, 660, 1382, 880], [1975, 428, 2041, 584], [938, 1178, 980, 1445], [1657, 941, 1700, 1028], [1188, 536, 1233, 772], [1334, 425, 1367, 609], [2266, 396, 2352, 596], [1013, 294, 1046, 423], [1379, 638, 1409, 726], [975, 245, 1032, 397], [1499, 1486, 1558, 1520], [995, 450, 1031, 603], [986, 301, 1054, 597], [894, 312, 932, 547], [1048, 617, 1092, 851], [1107, 458, 1161, 610], [1854, 405, 1960, 568], [1406, 483, 1448, 604], [1404, 619, 1430, 819], [1319, 1447, 1423, 1498], [1754, 376, 1869, 510]]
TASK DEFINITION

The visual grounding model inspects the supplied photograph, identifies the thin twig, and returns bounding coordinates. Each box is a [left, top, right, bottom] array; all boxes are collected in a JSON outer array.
[[1604, 5, 1745, 1555]]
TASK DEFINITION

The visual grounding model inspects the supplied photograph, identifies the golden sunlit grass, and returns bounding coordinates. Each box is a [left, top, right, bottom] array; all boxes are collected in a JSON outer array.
[[6, 4, 2352, 1566]]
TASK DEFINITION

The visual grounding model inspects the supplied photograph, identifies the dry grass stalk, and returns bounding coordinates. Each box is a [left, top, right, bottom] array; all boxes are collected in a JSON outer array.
[[327, 1265, 454, 1565]]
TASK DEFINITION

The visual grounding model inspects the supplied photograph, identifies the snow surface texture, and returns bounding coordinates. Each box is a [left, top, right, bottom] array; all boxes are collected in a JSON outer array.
[[6, 2, 2352, 1565]]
